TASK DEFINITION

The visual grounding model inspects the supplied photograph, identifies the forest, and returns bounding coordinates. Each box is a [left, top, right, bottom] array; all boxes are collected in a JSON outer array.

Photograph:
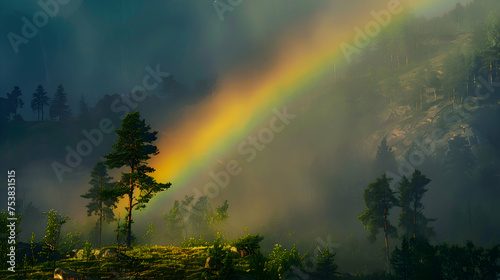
[[1, 0, 500, 279]]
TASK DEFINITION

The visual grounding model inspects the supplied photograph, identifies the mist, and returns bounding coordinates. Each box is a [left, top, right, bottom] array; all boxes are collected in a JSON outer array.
[[1, 0, 500, 278]]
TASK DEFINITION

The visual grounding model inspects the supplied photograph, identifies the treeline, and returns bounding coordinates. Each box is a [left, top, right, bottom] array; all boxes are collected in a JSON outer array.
[[0, 84, 83, 123]]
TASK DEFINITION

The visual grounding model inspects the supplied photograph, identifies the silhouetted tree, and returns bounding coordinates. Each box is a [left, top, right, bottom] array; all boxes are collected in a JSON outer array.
[[50, 84, 71, 121], [78, 94, 89, 116], [104, 111, 171, 247], [398, 170, 435, 239], [7, 86, 24, 121], [81, 161, 118, 247], [31, 85, 50, 121], [375, 138, 397, 175]]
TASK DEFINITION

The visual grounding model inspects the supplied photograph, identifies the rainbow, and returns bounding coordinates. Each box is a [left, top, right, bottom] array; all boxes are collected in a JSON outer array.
[[144, 0, 440, 213]]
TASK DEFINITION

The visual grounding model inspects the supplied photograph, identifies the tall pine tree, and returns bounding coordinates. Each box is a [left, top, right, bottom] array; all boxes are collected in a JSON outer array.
[[398, 170, 435, 239], [31, 85, 50, 121], [50, 84, 71, 121], [358, 173, 398, 263], [104, 111, 171, 247]]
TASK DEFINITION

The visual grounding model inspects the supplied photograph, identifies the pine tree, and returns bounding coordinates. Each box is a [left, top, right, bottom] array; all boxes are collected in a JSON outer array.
[[398, 176, 413, 239], [375, 138, 397, 175], [316, 244, 338, 279], [104, 111, 171, 247], [7, 86, 24, 121], [49, 84, 71, 121], [81, 161, 118, 247], [358, 173, 398, 263], [78, 94, 89, 116], [391, 237, 414, 280], [398, 170, 435, 239], [31, 85, 50, 121]]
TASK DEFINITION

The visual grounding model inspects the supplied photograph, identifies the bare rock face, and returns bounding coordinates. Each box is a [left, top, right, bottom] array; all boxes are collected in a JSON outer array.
[[54, 268, 96, 280], [229, 246, 240, 257], [102, 248, 118, 259], [204, 256, 212, 269]]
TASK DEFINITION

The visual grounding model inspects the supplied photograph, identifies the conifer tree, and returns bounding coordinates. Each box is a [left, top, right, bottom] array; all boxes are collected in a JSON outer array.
[[81, 161, 118, 247], [31, 85, 50, 121], [398, 170, 435, 239], [50, 84, 71, 121], [104, 111, 171, 247], [358, 173, 398, 263]]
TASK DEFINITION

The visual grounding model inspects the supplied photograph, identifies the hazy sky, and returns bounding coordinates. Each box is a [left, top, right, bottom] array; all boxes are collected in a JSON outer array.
[[1, 0, 468, 120]]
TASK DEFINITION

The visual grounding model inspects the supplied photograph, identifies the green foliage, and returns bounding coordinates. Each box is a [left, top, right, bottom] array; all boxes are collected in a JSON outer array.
[[203, 232, 237, 280], [208, 200, 229, 232], [266, 244, 302, 279], [218, 248, 236, 280], [390, 238, 500, 280], [41, 209, 68, 269], [104, 111, 171, 247], [315, 244, 338, 279], [390, 238, 413, 280], [83, 240, 93, 262], [358, 174, 398, 243], [181, 236, 209, 248], [81, 161, 117, 221], [248, 250, 268, 279], [60, 231, 82, 254], [231, 233, 264, 255], [81, 161, 118, 247], [29, 232, 37, 269], [42, 209, 69, 251], [208, 233, 226, 271], [142, 221, 156, 245], [164, 196, 230, 244], [437, 241, 500, 280]]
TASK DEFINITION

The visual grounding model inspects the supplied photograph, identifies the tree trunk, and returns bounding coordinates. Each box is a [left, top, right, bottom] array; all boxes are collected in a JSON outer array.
[[413, 191, 417, 239], [126, 166, 134, 248], [99, 177, 103, 247], [99, 203, 102, 247], [384, 207, 389, 263], [127, 186, 133, 247]]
